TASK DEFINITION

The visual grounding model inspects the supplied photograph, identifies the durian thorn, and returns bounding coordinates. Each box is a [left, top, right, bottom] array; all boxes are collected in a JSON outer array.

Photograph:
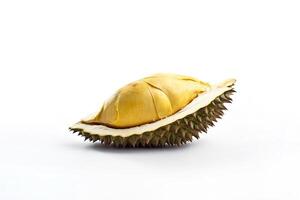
[[189, 121, 194, 129], [214, 97, 222, 104], [128, 135, 138, 147]]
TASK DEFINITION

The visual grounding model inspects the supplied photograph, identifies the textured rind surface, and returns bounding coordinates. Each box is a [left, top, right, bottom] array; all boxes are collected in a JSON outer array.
[[69, 88, 235, 147]]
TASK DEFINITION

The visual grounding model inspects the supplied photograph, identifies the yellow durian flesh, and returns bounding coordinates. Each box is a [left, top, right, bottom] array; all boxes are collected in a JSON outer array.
[[82, 74, 211, 128]]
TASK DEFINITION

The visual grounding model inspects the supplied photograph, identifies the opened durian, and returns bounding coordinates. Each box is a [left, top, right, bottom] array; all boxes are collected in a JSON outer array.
[[69, 73, 236, 147]]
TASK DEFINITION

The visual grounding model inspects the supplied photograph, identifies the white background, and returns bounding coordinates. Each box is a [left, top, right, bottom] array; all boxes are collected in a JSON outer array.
[[1, 0, 300, 199]]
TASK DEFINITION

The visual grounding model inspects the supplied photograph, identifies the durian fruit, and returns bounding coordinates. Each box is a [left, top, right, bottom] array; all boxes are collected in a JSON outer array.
[[69, 73, 236, 147]]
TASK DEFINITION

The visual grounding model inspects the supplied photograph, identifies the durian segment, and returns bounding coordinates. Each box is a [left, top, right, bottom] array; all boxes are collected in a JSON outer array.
[[70, 79, 236, 137], [146, 84, 173, 119], [82, 74, 211, 128], [70, 88, 235, 147]]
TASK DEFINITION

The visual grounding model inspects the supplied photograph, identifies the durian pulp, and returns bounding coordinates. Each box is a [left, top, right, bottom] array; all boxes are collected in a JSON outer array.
[[82, 73, 211, 128], [70, 79, 235, 137]]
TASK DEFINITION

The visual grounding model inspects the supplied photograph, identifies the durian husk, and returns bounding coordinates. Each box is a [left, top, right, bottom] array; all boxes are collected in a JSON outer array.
[[69, 79, 236, 147]]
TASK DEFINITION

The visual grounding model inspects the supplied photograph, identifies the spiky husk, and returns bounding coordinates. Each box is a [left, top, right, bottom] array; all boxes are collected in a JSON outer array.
[[69, 89, 235, 147]]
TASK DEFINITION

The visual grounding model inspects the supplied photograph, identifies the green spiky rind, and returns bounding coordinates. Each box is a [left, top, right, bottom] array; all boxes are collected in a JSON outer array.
[[69, 89, 235, 147]]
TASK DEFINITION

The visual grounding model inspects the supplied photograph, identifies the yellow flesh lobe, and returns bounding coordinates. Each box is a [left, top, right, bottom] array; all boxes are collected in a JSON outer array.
[[82, 74, 211, 128]]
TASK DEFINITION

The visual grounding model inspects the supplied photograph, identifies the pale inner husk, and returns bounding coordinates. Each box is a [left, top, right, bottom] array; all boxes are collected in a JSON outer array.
[[70, 79, 235, 137]]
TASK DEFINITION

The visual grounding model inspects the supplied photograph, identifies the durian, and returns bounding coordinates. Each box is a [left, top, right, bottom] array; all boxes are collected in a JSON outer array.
[[69, 73, 236, 147]]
